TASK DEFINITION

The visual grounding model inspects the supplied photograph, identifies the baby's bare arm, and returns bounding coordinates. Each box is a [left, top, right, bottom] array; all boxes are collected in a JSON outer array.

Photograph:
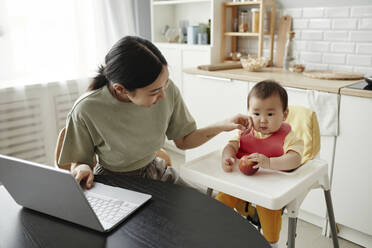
[[269, 150, 302, 171], [250, 150, 302, 171], [221, 141, 239, 172]]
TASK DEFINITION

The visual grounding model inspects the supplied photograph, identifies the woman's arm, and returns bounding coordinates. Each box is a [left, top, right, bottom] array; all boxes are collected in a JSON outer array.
[[173, 114, 252, 150]]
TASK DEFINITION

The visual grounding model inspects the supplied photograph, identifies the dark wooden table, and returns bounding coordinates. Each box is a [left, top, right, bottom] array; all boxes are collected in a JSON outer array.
[[0, 174, 270, 248]]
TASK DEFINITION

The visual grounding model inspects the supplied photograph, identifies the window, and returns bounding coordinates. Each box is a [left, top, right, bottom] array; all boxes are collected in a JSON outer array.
[[0, 0, 136, 85]]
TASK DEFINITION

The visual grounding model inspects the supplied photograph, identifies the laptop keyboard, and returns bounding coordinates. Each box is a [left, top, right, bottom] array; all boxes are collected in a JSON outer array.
[[86, 192, 138, 224]]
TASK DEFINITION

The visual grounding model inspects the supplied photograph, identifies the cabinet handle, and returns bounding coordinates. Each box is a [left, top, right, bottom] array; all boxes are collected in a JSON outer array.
[[196, 75, 232, 82]]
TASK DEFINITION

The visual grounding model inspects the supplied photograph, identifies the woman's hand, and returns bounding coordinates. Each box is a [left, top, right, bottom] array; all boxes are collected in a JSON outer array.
[[247, 153, 270, 169], [222, 114, 253, 135], [71, 163, 94, 189]]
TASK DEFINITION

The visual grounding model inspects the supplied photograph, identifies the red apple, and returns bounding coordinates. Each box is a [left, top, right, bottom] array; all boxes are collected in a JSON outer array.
[[238, 155, 258, 176]]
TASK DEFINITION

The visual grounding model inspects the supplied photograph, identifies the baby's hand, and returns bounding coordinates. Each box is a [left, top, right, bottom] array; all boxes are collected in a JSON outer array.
[[247, 153, 270, 169], [222, 156, 236, 172]]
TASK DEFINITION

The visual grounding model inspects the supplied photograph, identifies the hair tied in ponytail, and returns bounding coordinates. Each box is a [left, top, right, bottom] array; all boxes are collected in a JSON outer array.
[[98, 65, 105, 76], [88, 65, 109, 91]]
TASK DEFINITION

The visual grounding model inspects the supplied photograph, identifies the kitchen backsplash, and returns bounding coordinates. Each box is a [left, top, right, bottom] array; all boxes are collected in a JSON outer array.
[[239, 5, 372, 74]]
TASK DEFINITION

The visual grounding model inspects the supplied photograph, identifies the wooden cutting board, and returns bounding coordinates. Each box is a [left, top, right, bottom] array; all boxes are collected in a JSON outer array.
[[302, 70, 364, 80], [275, 16, 292, 67], [197, 62, 242, 71]]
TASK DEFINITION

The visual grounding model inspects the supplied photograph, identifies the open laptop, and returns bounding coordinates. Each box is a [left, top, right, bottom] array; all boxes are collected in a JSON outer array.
[[0, 154, 152, 232]]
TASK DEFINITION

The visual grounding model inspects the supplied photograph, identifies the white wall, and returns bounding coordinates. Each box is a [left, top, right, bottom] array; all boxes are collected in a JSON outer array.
[[239, 5, 372, 74], [276, 0, 372, 8]]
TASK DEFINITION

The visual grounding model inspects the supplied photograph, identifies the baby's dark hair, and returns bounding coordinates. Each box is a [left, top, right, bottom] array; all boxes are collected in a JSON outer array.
[[247, 80, 288, 112]]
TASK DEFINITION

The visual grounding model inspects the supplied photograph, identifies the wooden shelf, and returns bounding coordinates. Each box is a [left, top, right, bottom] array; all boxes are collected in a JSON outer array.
[[220, 0, 276, 65]]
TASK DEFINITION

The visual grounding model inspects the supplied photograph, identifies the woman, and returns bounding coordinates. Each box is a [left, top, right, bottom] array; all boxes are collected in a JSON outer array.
[[58, 36, 252, 188]]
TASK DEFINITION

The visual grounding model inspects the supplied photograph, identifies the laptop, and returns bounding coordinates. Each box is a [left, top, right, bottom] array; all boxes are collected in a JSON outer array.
[[0, 154, 152, 232]]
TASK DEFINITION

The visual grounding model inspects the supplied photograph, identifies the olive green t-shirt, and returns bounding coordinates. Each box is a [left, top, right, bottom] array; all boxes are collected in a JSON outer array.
[[58, 80, 196, 172]]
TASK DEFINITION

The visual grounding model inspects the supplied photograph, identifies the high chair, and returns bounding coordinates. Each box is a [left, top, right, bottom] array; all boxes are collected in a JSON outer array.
[[55, 127, 172, 170], [180, 106, 339, 248]]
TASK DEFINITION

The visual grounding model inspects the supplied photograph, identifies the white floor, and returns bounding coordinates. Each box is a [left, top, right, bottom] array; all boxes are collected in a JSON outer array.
[[165, 148, 363, 248]]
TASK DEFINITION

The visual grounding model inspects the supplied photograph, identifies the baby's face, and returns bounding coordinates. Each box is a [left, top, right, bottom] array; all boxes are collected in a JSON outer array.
[[248, 94, 288, 135]]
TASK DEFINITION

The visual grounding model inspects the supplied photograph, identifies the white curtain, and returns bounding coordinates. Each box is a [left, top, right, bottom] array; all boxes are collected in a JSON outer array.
[[0, 0, 136, 85], [0, 0, 136, 165], [92, 0, 136, 63]]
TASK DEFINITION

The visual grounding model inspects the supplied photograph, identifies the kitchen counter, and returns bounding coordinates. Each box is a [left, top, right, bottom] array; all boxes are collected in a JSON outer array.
[[340, 87, 372, 98], [183, 67, 360, 94]]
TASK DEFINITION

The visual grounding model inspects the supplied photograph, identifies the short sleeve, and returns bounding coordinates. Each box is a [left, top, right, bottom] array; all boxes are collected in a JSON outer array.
[[283, 130, 304, 158], [166, 83, 197, 140], [228, 129, 241, 144], [58, 115, 95, 167]]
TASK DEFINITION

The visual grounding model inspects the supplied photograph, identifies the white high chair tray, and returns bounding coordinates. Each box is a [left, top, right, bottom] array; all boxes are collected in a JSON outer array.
[[181, 151, 328, 210]]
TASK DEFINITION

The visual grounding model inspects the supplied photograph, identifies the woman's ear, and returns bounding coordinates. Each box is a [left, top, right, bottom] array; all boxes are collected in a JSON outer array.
[[283, 108, 289, 121], [112, 83, 128, 95]]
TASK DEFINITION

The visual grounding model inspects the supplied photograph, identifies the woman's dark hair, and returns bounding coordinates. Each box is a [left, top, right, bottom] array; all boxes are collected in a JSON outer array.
[[247, 80, 288, 112], [88, 36, 168, 91]]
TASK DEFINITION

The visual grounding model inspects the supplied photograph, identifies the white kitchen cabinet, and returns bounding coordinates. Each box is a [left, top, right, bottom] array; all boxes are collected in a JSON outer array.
[[157, 46, 182, 92], [182, 47, 210, 69], [182, 73, 249, 162], [331, 94, 372, 247], [158, 44, 211, 94]]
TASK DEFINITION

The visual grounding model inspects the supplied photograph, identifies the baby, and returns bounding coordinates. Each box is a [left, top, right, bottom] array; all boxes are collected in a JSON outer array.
[[217, 80, 304, 247]]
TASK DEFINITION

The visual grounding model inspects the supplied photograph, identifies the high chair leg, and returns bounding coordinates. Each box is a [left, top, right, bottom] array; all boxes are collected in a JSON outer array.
[[324, 190, 340, 248], [287, 217, 297, 248], [207, 187, 213, 197]]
